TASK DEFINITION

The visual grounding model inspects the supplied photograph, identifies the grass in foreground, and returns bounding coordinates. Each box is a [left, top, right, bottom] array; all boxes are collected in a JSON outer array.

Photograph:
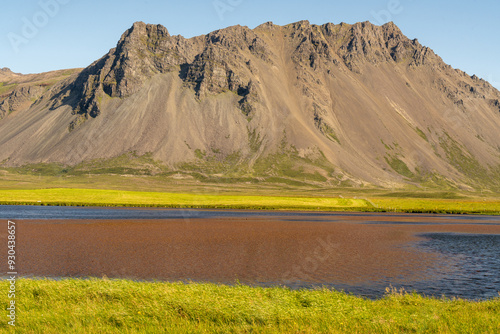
[[1, 278, 499, 333]]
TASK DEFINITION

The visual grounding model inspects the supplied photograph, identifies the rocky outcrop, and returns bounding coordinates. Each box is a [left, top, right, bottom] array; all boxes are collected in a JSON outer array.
[[180, 25, 270, 115], [59, 22, 204, 119], [65, 20, 492, 122], [490, 99, 500, 113], [0, 85, 45, 119], [62, 22, 270, 121]]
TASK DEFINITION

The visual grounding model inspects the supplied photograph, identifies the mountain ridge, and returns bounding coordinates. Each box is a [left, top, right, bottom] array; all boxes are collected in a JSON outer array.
[[1, 20, 500, 190]]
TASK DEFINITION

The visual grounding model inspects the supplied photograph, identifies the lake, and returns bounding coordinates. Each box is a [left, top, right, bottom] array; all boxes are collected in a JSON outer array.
[[1, 205, 499, 299]]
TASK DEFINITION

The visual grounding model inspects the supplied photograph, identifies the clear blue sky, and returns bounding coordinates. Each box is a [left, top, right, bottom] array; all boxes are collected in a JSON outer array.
[[1, 0, 498, 89]]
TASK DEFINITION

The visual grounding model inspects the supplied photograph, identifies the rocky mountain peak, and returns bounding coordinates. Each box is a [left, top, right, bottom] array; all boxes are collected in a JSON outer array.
[[64, 22, 191, 120], [205, 24, 260, 52], [59, 20, 497, 134], [117, 21, 170, 51], [288, 20, 311, 30], [381, 21, 401, 33], [255, 21, 277, 30]]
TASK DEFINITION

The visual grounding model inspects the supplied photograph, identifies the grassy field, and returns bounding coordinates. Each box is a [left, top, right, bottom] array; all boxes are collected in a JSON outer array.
[[1, 167, 500, 213], [1, 278, 499, 333], [370, 197, 500, 214], [0, 188, 370, 211], [0, 187, 499, 214]]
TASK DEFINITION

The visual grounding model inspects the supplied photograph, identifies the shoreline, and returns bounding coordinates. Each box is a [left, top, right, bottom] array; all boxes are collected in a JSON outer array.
[[1, 201, 499, 216]]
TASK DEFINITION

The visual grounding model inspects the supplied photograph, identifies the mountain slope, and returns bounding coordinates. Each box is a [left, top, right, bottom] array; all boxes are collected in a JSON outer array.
[[1, 21, 500, 189]]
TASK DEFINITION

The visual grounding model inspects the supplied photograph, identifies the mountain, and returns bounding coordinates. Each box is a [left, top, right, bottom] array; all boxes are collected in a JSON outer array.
[[1, 20, 500, 189]]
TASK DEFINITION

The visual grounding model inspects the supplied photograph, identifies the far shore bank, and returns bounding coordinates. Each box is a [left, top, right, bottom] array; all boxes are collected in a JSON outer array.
[[0, 188, 499, 215]]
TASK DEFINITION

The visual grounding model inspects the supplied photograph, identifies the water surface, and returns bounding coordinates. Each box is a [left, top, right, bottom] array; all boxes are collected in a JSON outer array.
[[1, 205, 499, 300]]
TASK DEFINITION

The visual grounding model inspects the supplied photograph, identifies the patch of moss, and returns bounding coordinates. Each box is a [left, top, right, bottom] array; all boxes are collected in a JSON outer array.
[[5, 163, 68, 176], [415, 127, 428, 142], [265, 176, 316, 187], [384, 154, 414, 179], [438, 133, 488, 183], [179, 149, 244, 177], [379, 191, 465, 199], [2, 152, 170, 177], [319, 122, 340, 144], [0, 83, 18, 96], [381, 139, 393, 150], [71, 152, 168, 176], [247, 127, 263, 153], [194, 149, 206, 159], [252, 143, 332, 184]]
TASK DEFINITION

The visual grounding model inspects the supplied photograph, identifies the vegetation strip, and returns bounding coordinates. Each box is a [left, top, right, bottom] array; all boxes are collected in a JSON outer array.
[[0, 188, 368, 210], [0, 188, 500, 214], [1, 278, 499, 333]]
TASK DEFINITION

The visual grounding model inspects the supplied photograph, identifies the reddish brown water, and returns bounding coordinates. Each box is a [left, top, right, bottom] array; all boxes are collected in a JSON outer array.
[[1, 208, 500, 298]]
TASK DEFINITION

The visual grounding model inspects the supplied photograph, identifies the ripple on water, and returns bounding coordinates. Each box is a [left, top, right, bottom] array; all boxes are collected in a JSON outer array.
[[408, 233, 500, 300]]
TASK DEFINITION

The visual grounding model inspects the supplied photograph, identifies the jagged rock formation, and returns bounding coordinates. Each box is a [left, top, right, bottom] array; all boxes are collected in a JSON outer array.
[[1, 20, 500, 189], [0, 68, 80, 120], [58, 22, 266, 120], [0, 85, 45, 117]]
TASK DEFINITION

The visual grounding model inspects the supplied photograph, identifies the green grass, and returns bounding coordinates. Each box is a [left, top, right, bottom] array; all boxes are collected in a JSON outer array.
[[370, 197, 500, 214], [439, 132, 489, 184], [378, 191, 466, 199], [3, 152, 168, 177], [1, 278, 499, 333], [0, 83, 17, 96], [384, 154, 415, 179], [0, 187, 499, 214], [0, 188, 369, 210], [1, 161, 500, 214], [415, 127, 429, 142], [318, 122, 341, 144], [252, 145, 334, 182]]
